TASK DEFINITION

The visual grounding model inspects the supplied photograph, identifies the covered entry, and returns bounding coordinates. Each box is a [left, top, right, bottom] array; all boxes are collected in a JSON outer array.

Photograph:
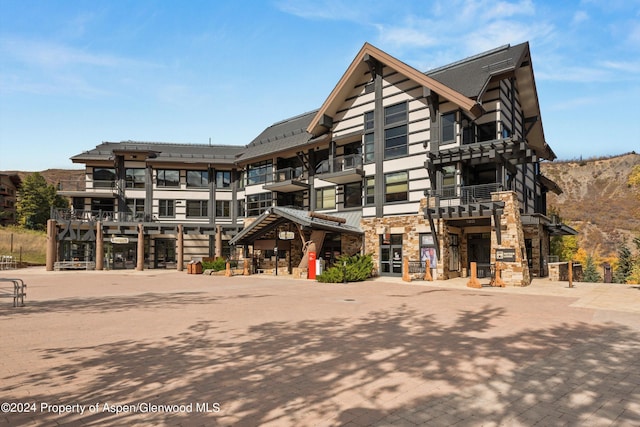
[[229, 206, 363, 275]]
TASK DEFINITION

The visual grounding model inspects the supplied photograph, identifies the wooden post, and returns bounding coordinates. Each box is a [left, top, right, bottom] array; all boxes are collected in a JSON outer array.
[[136, 223, 144, 271], [402, 257, 411, 282], [95, 221, 104, 270], [424, 259, 433, 281], [243, 258, 250, 275], [177, 224, 184, 271], [467, 262, 482, 288], [46, 219, 56, 271], [225, 260, 232, 277], [492, 262, 505, 287], [568, 260, 573, 288]]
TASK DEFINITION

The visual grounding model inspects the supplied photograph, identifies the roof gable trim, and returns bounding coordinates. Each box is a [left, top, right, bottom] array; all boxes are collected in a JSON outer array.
[[307, 42, 484, 136]]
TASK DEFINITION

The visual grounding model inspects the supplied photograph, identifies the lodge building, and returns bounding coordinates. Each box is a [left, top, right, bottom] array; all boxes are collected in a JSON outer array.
[[50, 41, 576, 285]]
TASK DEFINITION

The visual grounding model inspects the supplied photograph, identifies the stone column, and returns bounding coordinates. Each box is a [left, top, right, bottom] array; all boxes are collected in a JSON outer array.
[[491, 191, 531, 286], [136, 223, 144, 271], [95, 221, 104, 270], [46, 219, 57, 271]]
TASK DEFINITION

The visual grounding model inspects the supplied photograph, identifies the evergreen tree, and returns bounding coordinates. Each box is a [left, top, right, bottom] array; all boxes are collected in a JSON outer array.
[[16, 173, 68, 230], [581, 255, 602, 283], [613, 240, 633, 283]]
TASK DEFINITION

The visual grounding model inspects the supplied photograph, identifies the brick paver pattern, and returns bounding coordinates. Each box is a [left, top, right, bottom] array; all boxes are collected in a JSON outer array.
[[1, 269, 639, 426]]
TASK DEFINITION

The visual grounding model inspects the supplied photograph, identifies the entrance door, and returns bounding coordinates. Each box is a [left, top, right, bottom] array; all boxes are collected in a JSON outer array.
[[467, 233, 491, 278], [380, 234, 403, 276], [155, 238, 176, 268], [111, 243, 137, 270]]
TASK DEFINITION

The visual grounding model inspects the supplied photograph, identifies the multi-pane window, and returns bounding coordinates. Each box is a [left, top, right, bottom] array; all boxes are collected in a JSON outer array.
[[441, 112, 456, 143], [246, 193, 272, 216], [187, 170, 209, 188], [158, 199, 175, 218], [216, 170, 231, 189], [157, 170, 179, 187], [365, 177, 375, 205], [125, 168, 145, 188], [237, 199, 245, 217], [126, 199, 145, 219], [442, 165, 457, 198], [215, 200, 231, 217], [247, 161, 272, 185], [186, 200, 208, 217], [364, 111, 375, 163], [384, 171, 408, 203], [384, 102, 407, 159], [93, 168, 115, 188], [344, 181, 362, 208], [316, 187, 336, 210], [237, 171, 245, 189]]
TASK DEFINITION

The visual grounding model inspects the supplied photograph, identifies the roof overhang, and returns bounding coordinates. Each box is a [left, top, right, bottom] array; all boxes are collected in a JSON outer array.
[[229, 206, 362, 246], [307, 43, 484, 136], [538, 173, 563, 195]]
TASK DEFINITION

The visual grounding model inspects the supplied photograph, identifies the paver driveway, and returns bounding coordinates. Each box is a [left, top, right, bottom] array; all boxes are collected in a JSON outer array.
[[1, 268, 639, 426]]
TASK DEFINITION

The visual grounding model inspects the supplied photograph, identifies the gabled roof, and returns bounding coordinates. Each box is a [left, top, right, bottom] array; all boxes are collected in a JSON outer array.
[[429, 42, 554, 160], [237, 111, 318, 163], [307, 42, 484, 136], [71, 141, 244, 165], [229, 206, 362, 246], [426, 43, 530, 99]]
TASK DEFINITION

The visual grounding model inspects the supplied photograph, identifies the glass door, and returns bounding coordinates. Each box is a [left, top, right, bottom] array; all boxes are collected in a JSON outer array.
[[380, 234, 403, 276]]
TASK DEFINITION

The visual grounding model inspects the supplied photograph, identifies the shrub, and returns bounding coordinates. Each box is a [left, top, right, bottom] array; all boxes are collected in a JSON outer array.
[[316, 253, 373, 283], [201, 257, 227, 271]]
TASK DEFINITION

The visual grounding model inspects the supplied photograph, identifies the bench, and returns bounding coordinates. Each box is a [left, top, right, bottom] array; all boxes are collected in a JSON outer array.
[[0, 278, 26, 307]]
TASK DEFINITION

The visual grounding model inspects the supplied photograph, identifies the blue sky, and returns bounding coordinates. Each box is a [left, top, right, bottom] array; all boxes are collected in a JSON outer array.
[[1, 0, 639, 171]]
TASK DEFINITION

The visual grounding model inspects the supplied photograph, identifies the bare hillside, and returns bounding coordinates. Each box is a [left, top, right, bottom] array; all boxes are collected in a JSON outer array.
[[542, 153, 640, 256]]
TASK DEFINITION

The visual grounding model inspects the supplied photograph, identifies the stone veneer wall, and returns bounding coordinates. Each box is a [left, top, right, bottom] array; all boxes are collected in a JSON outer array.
[[361, 199, 442, 278], [523, 223, 550, 277], [491, 191, 531, 286]]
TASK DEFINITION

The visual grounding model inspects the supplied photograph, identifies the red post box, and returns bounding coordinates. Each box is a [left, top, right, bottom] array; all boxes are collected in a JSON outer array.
[[308, 251, 316, 279]]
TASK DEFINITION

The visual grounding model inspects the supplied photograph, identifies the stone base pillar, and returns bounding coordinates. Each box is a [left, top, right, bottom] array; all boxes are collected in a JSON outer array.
[[491, 191, 531, 286]]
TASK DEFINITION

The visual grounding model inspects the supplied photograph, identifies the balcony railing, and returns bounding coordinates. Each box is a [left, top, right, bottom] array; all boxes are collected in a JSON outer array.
[[316, 154, 363, 175], [52, 208, 156, 223], [428, 183, 504, 207], [273, 167, 306, 182]]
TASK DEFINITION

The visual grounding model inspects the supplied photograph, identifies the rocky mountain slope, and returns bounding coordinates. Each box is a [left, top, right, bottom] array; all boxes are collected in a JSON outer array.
[[542, 152, 640, 256]]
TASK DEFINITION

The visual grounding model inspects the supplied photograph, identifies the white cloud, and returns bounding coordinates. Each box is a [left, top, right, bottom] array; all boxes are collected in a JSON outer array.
[[0, 37, 157, 69], [572, 10, 590, 25]]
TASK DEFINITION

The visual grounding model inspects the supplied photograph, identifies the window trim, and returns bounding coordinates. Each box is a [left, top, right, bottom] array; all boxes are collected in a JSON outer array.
[[316, 186, 336, 210], [186, 200, 208, 218], [383, 102, 408, 160], [158, 199, 175, 218], [384, 171, 409, 203], [186, 170, 209, 188], [441, 112, 456, 144], [156, 169, 180, 188]]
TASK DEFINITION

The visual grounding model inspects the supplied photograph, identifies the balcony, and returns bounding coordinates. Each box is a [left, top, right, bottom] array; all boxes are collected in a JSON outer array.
[[52, 208, 156, 223], [425, 183, 505, 220], [316, 154, 364, 184], [57, 179, 119, 199], [263, 167, 309, 193]]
